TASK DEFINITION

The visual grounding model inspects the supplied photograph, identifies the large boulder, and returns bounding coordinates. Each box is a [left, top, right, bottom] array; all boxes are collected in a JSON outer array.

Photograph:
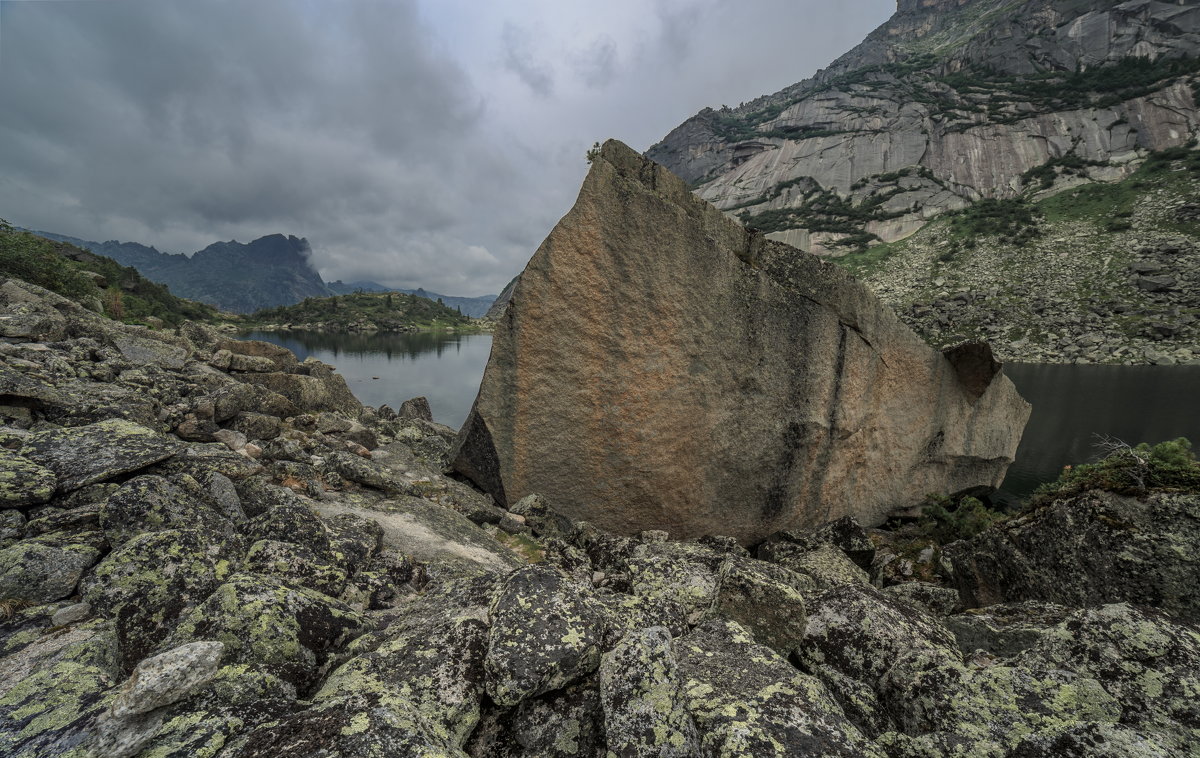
[[451, 140, 1029, 542]]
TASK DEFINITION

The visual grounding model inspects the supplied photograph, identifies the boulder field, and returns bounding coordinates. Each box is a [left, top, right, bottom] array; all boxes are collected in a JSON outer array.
[[0, 276, 1196, 756], [452, 140, 1030, 543]]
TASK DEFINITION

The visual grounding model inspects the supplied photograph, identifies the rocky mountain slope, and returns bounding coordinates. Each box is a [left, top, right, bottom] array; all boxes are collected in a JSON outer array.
[[647, 0, 1200, 362], [35, 232, 330, 314], [327, 283, 497, 318], [0, 274, 1197, 756]]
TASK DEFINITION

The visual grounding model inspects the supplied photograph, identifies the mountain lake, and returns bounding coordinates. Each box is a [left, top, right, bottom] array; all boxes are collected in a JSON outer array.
[[246, 330, 1200, 505]]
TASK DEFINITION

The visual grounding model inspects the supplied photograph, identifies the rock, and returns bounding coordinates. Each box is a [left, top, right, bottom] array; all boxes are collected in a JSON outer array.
[[212, 428, 247, 451], [712, 555, 808, 655], [81, 528, 241, 668], [947, 491, 1200, 623], [510, 679, 606, 757], [1137, 275, 1178, 292], [1007, 722, 1178, 758], [759, 515, 876, 570], [0, 448, 56, 508], [397, 396, 433, 422], [484, 565, 606, 706], [943, 601, 1072, 658], [451, 140, 1029, 543], [883, 582, 962, 616], [111, 335, 189, 371], [99, 474, 233, 547], [164, 573, 371, 691], [598, 626, 699, 757], [763, 543, 870, 590], [324, 450, 411, 495], [244, 539, 348, 597], [227, 411, 282, 441], [677, 619, 880, 756], [235, 363, 360, 416], [50, 602, 91, 627], [227, 354, 278, 373], [20, 419, 181, 493], [509, 493, 576, 541], [0, 536, 103, 604], [313, 498, 521, 575], [110, 641, 224, 718], [0, 661, 117, 758]]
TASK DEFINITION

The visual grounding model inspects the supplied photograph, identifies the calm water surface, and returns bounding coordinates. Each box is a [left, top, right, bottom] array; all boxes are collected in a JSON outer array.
[[246, 330, 1199, 502], [243, 330, 491, 429]]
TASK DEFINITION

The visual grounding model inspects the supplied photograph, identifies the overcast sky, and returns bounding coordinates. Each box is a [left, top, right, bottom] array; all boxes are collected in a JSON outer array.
[[0, 0, 893, 296]]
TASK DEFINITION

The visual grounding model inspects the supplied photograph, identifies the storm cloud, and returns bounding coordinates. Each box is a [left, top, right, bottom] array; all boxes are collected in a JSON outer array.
[[0, 0, 892, 295]]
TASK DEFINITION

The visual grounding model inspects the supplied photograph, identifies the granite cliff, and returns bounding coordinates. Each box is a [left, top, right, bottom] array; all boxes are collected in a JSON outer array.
[[452, 141, 1030, 543]]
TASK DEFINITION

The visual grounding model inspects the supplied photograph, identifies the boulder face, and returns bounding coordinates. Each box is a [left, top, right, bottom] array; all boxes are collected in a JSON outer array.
[[451, 140, 1030, 543]]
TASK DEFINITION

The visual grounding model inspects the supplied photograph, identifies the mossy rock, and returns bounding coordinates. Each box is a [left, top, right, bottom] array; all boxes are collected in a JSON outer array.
[[598, 626, 697, 757], [245, 502, 333, 557], [244, 540, 347, 597], [81, 528, 241, 670], [0, 661, 117, 758], [164, 573, 371, 691], [0, 448, 55, 508], [19, 419, 181, 492], [0, 536, 103, 604], [485, 565, 606, 706], [99, 475, 234, 548], [712, 555, 808, 657], [677, 619, 879, 757], [511, 678, 606, 757]]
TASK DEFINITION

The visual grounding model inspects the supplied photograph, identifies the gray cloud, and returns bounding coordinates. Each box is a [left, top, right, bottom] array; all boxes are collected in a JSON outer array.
[[501, 22, 555, 97], [0, 0, 894, 296]]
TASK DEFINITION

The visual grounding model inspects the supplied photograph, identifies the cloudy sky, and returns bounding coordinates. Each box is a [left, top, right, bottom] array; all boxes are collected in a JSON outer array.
[[0, 0, 893, 296]]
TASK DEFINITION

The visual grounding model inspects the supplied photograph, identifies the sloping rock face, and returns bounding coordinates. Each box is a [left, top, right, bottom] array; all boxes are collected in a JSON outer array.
[[451, 141, 1030, 542], [648, 0, 1200, 255]]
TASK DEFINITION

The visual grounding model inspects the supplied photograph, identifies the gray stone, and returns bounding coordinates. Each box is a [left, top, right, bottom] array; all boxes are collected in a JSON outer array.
[[20, 419, 181, 492], [110, 641, 224, 718], [598, 626, 699, 757], [50, 602, 91, 627], [0, 537, 102, 603], [0, 448, 56, 508]]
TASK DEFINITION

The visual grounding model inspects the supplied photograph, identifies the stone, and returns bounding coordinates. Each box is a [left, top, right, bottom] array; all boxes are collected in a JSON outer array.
[[164, 573, 371, 691], [227, 411, 282, 441], [511, 679, 606, 758], [243, 539, 348, 597], [676, 619, 880, 756], [484, 565, 606, 706], [235, 364, 360, 416], [110, 641, 224, 718], [712, 555, 808, 655], [0, 448, 56, 508], [451, 140, 1029, 543], [0, 537, 103, 603], [764, 543, 870, 590], [598, 626, 699, 757], [0, 661, 117, 758], [99, 474, 233, 547], [20, 419, 181, 493], [50, 602, 91, 627], [759, 515, 876, 569], [111, 335, 189, 371], [947, 491, 1200, 623], [397, 396, 433, 422]]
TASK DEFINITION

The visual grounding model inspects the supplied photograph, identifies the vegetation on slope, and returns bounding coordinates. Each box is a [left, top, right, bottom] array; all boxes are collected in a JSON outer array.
[[0, 221, 218, 326], [244, 291, 480, 332]]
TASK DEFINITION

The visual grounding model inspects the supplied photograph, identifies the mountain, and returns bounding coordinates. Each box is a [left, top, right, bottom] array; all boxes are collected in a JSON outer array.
[[326, 279, 390, 295], [395, 288, 496, 318], [0, 224, 217, 326], [35, 231, 330, 314], [647, 0, 1200, 363]]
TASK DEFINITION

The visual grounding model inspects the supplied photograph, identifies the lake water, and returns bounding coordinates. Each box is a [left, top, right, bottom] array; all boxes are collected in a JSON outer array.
[[246, 330, 1199, 502]]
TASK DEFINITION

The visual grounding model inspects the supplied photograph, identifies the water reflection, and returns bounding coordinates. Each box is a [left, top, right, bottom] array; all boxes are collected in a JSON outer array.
[[998, 363, 1200, 503], [242, 330, 492, 430]]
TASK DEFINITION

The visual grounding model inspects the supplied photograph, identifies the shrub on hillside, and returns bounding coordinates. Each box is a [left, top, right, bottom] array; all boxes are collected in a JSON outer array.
[[1031, 436, 1200, 505]]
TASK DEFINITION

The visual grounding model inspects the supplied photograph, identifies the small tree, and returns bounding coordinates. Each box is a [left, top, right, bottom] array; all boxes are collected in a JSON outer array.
[[586, 141, 601, 164]]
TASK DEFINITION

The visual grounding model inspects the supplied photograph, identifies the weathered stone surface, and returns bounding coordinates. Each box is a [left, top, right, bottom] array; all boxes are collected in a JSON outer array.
[[485, 565, 606, 706], [452, 140, 1029, 542], [164, 572, 371, 690], [947, 491, 1200, 623], [599, 626, 699, 757], [99, 474, 233, 547], [676, 619, 880, 757], [0, 661, 116, 758], [110, 641, 224, 718], [20, 419, 181, 492], [0, 536, 102, 603], [0, 448, 55, 508], [712, 555, 808, 656]]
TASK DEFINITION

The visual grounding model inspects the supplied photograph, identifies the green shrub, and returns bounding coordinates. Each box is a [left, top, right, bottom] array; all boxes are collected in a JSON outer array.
[[918, 494, 1003, 543], [1030, 436, 1200, 504]]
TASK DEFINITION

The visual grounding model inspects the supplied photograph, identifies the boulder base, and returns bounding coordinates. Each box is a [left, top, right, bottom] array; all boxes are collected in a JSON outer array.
[[452, 140, 1029, 542]]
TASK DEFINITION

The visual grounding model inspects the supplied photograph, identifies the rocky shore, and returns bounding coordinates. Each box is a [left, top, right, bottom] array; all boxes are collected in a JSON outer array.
[[0, 275, 1198, 757]]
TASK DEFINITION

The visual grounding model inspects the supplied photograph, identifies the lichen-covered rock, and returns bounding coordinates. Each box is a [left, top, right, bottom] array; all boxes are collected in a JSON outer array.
[[227, 411, 282, 442], [81, 528, 241, 668], [245, 501, 333, 557], [317, 614, 488, 749], [485, 565, 606, 706], [0, 536, 103, 603], [151, 443, 264, 482], [110, 641, 225, 718], [511, 679, 606, 757], [764, 542, 870, 590], [677, 619, 881, 757], [451, 140, 1029, 542], [598, 626, 698, 757], [622, 540, 722, 628], [324, 513, 383, 572], [229, 692, 467, 758], [244, 539, 348, 597], [891, 661, 1120, 751], [759, 516, 876, 570], [1013, 603, 1200, 752], [0, 660, 117, 758], [235, 364, 360, 417], [164, 573, 371, 691], [509, 493, 577, 541], [0, 448, 56, 508], [1007, 721, 1179, 758], [99, 474, 233, 547], [948, 491, 1200, 623], [712, 556, 808, 655], [0, 509, 24, 548], [20, 419, 181, 492], [324, 450, 413, 495], [943, 601, 1072, 658], [883, 582, 962, 617]]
